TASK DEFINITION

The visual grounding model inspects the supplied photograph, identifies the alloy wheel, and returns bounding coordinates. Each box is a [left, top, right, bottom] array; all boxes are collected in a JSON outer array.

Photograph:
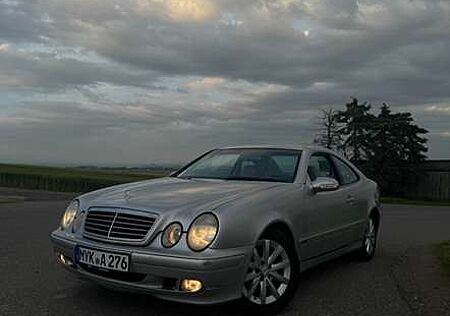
[[364, 218, 376, 255], [242, 239, 291, 305]]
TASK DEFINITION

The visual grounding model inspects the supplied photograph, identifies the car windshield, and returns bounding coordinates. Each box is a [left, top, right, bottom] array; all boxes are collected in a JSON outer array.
[[177, 148, 302, 183]]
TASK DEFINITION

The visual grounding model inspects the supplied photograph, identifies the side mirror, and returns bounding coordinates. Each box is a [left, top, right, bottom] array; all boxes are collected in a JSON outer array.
[[311, 177, 340, 193]]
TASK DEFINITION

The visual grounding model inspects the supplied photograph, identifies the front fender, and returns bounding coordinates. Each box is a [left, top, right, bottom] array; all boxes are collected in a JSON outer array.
[[210, 184, 304, 250]]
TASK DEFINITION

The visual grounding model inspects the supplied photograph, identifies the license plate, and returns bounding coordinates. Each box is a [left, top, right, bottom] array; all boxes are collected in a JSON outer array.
[[76, 247, 130, 272]]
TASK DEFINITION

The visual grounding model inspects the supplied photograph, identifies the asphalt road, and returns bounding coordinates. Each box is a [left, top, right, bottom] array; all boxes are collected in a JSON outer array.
[[1, 198, 449, 316]]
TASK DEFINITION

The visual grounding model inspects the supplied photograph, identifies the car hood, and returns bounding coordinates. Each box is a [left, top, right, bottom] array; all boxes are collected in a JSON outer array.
[[80, 177, 280, 216]]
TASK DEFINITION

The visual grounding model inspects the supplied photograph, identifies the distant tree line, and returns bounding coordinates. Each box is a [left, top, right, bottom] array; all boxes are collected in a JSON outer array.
[[314, 98, 428, 196]]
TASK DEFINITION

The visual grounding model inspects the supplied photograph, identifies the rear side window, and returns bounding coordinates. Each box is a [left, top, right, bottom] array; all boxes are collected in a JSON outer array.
[[332, 156, 359, 185], [307, 154, 338, 181]]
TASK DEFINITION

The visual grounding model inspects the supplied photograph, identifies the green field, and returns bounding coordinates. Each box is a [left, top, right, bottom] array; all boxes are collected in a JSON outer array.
[[433, 241, 450, 278], [2, 163, 450, 206], [0, 163, 170, 193], [0, 196, 25, 204]]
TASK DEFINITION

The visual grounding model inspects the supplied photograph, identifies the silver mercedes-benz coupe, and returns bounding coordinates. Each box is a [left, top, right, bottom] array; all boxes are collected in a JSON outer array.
[[51, 145, 380, 313]]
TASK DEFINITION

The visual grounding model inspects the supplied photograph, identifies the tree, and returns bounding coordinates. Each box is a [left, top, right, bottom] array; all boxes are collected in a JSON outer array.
[[334, 98, 374, 162], [365, 103, 428, 195], [313, 98, 429, 197], [313, 108, 343, 151]]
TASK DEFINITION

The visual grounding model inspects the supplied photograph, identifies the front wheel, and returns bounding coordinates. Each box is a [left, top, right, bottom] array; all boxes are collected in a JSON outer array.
[[241, 230, 299, 314]]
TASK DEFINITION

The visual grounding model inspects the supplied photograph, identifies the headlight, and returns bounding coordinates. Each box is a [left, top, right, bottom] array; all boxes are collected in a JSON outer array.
[[60, 200, 79, 230], [187, 213, 218, 251], [72, 210, 85, 233], [161, 222, 183, 248]]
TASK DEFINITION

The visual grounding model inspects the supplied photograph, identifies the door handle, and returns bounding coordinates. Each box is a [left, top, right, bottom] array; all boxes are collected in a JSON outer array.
[[346, 195, 356, 204]]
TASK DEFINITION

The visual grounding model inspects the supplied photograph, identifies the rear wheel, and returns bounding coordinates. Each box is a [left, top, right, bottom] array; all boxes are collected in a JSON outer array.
[[241, 230, 299, 314], [356, 217, 378, 260]]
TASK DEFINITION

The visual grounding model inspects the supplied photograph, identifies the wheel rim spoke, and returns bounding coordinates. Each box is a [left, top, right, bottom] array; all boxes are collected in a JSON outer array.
[[366, 239, 371, 253], [270, 260, 290, 271], [268, 244, 283, 265], [248, 277, 260, 297], [364, 219, 376, 254], [269, 271, 289, 284], [266, 277, 281, 299], [260, 278, 267, 304]]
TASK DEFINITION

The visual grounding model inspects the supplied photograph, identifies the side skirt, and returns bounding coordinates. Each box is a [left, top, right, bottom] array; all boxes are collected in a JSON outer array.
[[299, 239, 362, 273]]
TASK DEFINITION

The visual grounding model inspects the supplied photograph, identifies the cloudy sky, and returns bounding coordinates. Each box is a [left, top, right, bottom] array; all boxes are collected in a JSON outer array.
[[0, 0, 449, 165]]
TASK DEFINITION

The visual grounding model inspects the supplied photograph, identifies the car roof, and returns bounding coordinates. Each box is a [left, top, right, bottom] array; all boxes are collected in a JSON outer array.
[[217, 144, 332, 152]]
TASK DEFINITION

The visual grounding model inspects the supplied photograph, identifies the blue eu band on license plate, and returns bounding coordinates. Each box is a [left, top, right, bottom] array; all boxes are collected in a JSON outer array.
[[76, 246, 130, 272]]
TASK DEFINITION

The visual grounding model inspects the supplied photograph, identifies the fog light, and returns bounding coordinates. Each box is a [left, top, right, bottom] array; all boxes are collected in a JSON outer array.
[[180, 279, 202, 292], [57, 253, 74, 267]]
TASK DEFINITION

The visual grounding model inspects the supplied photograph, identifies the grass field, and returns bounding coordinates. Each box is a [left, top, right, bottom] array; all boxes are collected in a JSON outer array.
[[0, 163, 170, 193], [433, 241, 450, 278], [1, 163, 450, 206], [0, 196, 25, 204]]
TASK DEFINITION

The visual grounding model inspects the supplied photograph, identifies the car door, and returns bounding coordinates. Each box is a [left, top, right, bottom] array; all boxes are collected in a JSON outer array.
[[300, 152, 351, 260], [330, 155, 367, 244]]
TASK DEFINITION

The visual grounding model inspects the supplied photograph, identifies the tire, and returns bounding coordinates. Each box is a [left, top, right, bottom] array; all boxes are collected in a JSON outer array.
[[356, 216, 378, 261], [241, 229, 299, 315]]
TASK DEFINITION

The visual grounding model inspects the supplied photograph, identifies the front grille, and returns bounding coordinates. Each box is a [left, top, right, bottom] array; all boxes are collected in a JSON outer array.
[[84, 209, 155, 242]]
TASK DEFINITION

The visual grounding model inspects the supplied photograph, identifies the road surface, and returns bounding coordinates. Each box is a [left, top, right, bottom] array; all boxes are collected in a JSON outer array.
[[1, 196, 449, 316]]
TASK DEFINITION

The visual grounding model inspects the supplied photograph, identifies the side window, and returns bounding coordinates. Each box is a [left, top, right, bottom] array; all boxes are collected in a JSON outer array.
[[307, 154, 337, 181], [332, 156, 359, 185]]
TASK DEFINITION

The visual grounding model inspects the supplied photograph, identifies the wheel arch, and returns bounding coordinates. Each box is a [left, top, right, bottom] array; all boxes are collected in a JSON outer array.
[[369, 206, 381, 229], [258, 220, 299, 263]]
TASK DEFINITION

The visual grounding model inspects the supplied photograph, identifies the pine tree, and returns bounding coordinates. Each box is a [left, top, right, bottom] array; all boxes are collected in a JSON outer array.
[[334, 98, 374, 162], [365, 103, 428, 195]]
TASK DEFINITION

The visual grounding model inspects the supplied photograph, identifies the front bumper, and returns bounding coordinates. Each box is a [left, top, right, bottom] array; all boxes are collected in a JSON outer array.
[[50, 231, 251, 304]]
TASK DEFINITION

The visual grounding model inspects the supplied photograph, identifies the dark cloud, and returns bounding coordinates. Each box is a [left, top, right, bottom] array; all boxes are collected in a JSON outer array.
[[0, 0, 49, 42], [0, 54, 159, 91], [0, 0, 449, 163]]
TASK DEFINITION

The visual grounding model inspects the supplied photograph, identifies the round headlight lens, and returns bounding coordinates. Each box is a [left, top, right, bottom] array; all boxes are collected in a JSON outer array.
[[60, 200, 79, 230], [187, 213, 218, 251], [161, 222, 183, 248]]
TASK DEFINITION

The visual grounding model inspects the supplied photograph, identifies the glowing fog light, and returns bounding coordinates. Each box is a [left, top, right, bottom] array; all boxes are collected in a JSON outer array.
[[57, 253, 74, 267], [58, 253, 66, 264], [181, 279, 202, 292]]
